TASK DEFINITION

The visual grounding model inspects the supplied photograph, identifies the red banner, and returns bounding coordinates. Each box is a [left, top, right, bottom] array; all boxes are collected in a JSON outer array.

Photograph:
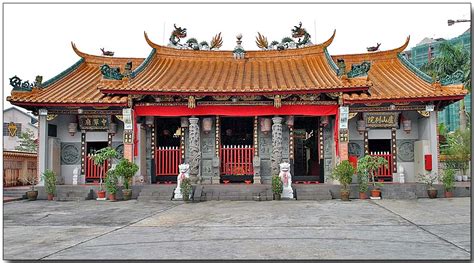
[[134, 104, 338, 117]]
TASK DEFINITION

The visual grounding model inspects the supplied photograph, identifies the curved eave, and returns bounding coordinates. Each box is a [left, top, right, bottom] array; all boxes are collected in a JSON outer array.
[[143, 30, 337, 58], [333, 36, 410, 61], [343, 94, 467, 105], [71, 42, 144, 66]]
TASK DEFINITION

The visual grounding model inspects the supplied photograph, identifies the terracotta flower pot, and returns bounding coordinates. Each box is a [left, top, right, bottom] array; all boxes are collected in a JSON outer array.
[[97, 190, 106, 199], [108, 193, 116, 201], [340, 190, 350, 201], [370, 189, 381, 198], [47, 193, 54, 201], [359, 192, 368, 200], [122, 189, 132, 201], [444, 191, 454, 198], [427, 189, 438, 199], [26, 190, 38, 201]]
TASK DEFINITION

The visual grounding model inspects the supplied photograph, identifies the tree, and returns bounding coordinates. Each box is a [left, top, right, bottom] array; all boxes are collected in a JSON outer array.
[[421, 42, 471, 130], [15, 129, 37, 153]]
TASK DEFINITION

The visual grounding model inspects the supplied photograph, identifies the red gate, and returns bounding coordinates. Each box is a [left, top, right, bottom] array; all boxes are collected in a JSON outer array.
[[85, 154, 109, 182], [370, 152, 393, 180], [155, 146, 182, 176], [220, 145, 254, 175]]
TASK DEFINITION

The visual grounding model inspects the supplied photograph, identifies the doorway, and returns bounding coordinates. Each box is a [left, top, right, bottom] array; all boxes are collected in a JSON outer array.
[[293, 117, 323, 183], [154, 117, 182, 183], [368, 139, 393, 182], [220, 117, 254, 183]]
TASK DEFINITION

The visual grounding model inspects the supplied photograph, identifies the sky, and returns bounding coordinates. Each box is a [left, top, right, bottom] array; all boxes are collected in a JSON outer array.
[[2, 3, 471, 112]]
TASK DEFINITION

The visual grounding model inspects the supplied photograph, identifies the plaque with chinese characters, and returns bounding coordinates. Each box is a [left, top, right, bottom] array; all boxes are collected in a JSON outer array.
[[364, 112, 399, 128], [78, 115, 109, 130]]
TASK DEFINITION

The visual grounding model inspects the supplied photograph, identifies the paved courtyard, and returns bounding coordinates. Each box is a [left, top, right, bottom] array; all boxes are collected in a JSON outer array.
[[3, 198, 471, 260]]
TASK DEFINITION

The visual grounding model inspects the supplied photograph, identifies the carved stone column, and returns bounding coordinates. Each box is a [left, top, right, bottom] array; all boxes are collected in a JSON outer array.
[[271, 116, 283, 176], [188, 117, 201, 183]]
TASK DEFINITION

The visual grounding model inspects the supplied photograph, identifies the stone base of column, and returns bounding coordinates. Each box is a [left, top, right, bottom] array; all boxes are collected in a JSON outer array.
[[253, 175, 262, 184], [211, 176, 220, 184]]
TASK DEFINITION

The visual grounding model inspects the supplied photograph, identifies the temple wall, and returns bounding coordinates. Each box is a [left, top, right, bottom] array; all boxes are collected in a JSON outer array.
[[347, 111, 435, 183], [50, 114, 124, 185]]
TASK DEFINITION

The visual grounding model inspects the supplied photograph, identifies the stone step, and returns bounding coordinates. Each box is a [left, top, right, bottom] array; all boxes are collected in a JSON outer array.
[[55, 197, 86, 201], [3, 193, 26, 197]]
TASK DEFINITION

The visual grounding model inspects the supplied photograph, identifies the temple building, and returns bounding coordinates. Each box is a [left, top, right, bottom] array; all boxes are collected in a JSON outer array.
[[7, 25, 467, 188]]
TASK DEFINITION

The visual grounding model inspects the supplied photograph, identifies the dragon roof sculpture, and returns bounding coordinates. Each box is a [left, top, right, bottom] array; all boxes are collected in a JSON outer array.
[[256, 22, 313, 50], [168, 24, 223, 50]]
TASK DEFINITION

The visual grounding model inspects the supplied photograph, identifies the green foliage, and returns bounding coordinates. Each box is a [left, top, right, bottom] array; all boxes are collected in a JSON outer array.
[[441, 168, 456, 192], [444, 128, 471, 174], [357, 155, 388, 189], [418, 172, 439, 190], [357, 170, 369, 193], [271, 175, 283, 195], [91, 147, 118, 166], [331, 160, 355, 190], [14, 129, 37, 153], [114, 158, 139, 190], [105, 170, 119, 194], [180, 177, 192, 201], [42, 169, 56, 195]]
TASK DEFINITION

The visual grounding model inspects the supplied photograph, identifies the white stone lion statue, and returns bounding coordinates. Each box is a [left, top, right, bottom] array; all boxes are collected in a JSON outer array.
[[174, 163, 190, 199], [279, 162, 294, 199]]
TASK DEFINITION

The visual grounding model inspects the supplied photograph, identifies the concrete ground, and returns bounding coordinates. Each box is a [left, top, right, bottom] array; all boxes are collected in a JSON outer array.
[[3, 198, 471, 260]]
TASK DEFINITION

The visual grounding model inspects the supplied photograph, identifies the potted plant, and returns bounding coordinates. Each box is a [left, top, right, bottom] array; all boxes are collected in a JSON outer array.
[[180, 177, 192, 202], [42, 169, 56, 201], [418, 172, 439, 198], [357, 155, 388, 199], [331, 160, 355, 201], [105, 170, 119, 201], [357, 169, 369, 199], [91, 147, 118, 199], [272, 175, 283, 200], [114, 158, 139, 201], [20, 172, 39, 201], [441, 168, 455, 198]]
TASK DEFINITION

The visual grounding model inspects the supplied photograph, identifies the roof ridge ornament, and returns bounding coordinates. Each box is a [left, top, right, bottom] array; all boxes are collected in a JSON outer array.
[[168, 24, 223, 50], [100, 64, 124, 80], [233, 33, 245, 59], [347, 61, 371, 78], [440, 70, 464, 86], [9, 75, 34, 92], [255, 22, 313, 50]]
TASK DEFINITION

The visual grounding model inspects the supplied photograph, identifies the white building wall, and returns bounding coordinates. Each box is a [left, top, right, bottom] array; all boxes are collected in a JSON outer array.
[[3, 108, 38, 151]]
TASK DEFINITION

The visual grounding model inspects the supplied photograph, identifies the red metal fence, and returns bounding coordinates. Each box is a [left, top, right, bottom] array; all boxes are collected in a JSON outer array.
[[370, 152, 393, 180], [155, 146, 182, 176], [85, 154, 109, 181], [220, 145, 254, 175]]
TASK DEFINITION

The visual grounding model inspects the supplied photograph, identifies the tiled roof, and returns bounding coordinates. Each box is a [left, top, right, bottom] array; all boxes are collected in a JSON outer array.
[[7, 43, 143, 106], [98, 31, 371, 95], [332, 37, 467, 103]]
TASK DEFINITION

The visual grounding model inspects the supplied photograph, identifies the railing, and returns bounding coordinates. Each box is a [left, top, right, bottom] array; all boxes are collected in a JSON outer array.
[[155, 146, 182, 176], [85, 154, 109, 182], [3, 151, 37, 187], [370, 152, 393, 179], [220, 145, 254, 175]]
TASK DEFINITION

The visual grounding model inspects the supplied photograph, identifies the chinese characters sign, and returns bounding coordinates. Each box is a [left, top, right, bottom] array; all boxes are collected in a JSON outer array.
[[364, 112, 399, 128], [339, 106, 349, 129], [78, 115, 109, 130], [123, 108, 133, 130]]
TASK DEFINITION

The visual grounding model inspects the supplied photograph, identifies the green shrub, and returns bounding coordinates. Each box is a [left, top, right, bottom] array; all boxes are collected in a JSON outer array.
[[114, 158, 139, 190], [332, 160, 355, 191], [441, 168, 455, 192], [105, 170, 119, 194], [271, 175, 283, 195], [357, 155, 388, 189], [180, 177, 192, 201], [42, 169, 56, 195]]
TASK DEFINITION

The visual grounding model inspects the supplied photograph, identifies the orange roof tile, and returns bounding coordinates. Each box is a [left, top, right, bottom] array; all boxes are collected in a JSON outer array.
[[332, 36, 468, 103], [98, 31, 371, 95], [7, 43, 143, 106]]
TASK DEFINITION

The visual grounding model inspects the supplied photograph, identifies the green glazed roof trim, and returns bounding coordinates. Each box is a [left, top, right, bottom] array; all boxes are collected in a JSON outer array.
[[440, 70, 464, 86], [397, 53, 433, 83], [324, 48, 340, 75], [41, 58, 85, 88], [130, 48, 156, 79]]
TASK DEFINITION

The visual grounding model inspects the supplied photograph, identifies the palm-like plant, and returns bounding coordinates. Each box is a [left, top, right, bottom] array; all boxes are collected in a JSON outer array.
[[421, 42, 471, 130]]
